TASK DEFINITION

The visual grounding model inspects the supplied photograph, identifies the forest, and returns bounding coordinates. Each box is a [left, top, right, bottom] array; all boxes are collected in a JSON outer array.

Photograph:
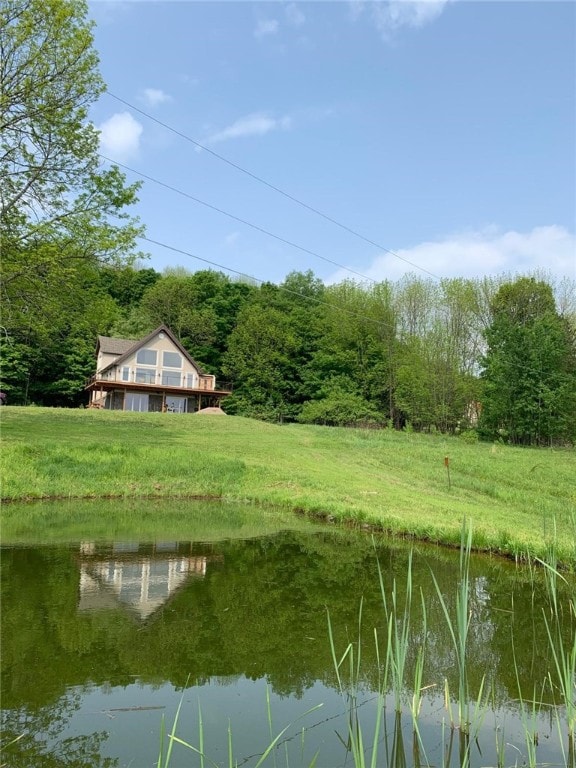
[[1, 0, 575, 447], [1, 259, 575, 446]]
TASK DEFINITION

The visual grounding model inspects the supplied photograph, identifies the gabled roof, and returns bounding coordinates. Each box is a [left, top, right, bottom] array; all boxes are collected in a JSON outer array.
[[98, 325, 207, 375], [97, 335, 137, 356]]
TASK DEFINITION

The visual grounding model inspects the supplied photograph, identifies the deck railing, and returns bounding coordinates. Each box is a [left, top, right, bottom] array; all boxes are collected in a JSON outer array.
[[86, 372, 232, 392]]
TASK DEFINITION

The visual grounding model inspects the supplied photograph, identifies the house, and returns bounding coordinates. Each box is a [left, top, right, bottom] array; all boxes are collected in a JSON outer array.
[[85, 325, 231, 413]]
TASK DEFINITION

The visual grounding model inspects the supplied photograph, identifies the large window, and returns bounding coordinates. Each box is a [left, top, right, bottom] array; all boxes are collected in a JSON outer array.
[[136, 348, 157, 365], [135, 368, 156, 384], [125, 393, 149, 412], [163, 351, 182, 368], [122, 366, 130, 381], [162, 370, 182, 386]]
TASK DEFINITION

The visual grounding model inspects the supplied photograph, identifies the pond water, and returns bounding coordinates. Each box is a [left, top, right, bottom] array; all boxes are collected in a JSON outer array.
[[1, 500, 574, 768]]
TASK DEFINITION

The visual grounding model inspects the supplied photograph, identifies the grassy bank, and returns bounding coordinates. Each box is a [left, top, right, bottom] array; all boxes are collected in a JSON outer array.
[[1, 407, 574, 563]]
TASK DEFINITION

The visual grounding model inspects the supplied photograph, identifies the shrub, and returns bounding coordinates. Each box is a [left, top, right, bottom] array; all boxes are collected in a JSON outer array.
[[297, 392, 385, 427]]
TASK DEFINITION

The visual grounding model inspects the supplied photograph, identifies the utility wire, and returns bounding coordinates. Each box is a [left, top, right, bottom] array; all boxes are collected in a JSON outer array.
[[101, 100, 555, 384], [101, 154, 463, 343], [140, 235, 557, 382], [140, 235, 405, 337], [101, 152, 463, 333], [105, 91, 441, 281], [99, 154, 380, 285]]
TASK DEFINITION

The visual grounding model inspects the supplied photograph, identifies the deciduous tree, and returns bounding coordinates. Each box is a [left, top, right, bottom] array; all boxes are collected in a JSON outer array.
[[0, 0, 142, 335], [480, 277, 576, 444]]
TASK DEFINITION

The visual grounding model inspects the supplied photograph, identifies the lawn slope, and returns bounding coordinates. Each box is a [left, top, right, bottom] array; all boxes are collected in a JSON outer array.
[[1, 407, 574, 563]]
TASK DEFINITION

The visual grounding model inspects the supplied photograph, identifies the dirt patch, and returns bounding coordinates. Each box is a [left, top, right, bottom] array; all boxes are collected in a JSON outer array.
[[194, 407, 227, 415]]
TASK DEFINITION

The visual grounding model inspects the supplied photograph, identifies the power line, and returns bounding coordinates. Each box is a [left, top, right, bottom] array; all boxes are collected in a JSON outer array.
[[100, 99, 557, 384], [140, 235, 554, 382], [99, 154, 381, 285], [102, 154, 462, 340], [140, 235, 401, 335], [105, 91, 441, 281]]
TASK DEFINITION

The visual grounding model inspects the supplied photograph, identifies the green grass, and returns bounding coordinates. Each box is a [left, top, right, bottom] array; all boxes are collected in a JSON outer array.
[[1, 407, 575, 563]]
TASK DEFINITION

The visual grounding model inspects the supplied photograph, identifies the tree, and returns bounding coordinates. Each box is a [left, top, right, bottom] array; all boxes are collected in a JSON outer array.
[[302, 280, 398, 422], [98, 265, 160, 311], [480, 277, 576, 445], [0, 270, 120, 405], [0, 0, 142, 336], [222, 302, 300, 420], [135, 269, 255, 375]]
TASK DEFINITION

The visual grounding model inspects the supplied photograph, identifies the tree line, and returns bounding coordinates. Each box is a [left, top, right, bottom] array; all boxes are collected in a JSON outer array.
[[1, 0, 575, 446], [2, 260, 575, 445]]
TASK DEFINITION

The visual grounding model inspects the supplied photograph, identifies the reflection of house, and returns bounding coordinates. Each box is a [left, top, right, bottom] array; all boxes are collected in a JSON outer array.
[[78, 541, 208, 619], [85, 324, 231, 413]]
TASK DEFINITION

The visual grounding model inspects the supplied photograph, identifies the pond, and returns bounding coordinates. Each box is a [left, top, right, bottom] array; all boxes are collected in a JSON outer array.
[[1, 500, 574, 768]]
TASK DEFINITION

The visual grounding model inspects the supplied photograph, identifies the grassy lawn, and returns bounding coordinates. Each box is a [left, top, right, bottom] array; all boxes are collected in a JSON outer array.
[[1, 407, 575, 564]]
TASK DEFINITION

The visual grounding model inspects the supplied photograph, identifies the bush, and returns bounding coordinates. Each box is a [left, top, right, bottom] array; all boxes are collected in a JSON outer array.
[[297, 392, 385, 427]]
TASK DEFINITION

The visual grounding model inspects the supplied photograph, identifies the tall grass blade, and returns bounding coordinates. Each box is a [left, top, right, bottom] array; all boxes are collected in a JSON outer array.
[[377, 549, 414, 713], [266, 684, 277, 768], [538, 557, 576, 746], [390, 711, 407, 768], [432, 522, 473, 734], [199, 700, 204, 768], [228, 719, 233, 768], [157, 714, 166, 768]]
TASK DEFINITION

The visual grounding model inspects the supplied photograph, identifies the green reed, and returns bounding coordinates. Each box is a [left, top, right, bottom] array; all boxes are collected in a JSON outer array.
[[327, 600, 385, 768], [410, 589, 428, 717], [389, 711, 407, 768], [432, 522, 474, 734], [376, 546, 431, 764], [157, 685, 323, 768], [512, 633, 543, 768], [538, 554, 576, 756], [155, 527, 574, 768], [377, 551, 414, 714]]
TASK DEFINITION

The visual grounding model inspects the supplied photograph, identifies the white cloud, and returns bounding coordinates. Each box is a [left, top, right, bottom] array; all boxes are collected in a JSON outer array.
[[254, 19, 279, 38], [141, 88, 171, 107], [352, 0, 454, 38], [285, 3, 306, 26], [203, 113, 292, 146], [97, 111, 143, 159], [327, 226, 576, 284]]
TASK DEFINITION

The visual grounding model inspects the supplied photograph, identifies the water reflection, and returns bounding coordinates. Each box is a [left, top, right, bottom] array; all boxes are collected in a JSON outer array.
[[1, 525, 574, 768], [78, 541, 208, 619]]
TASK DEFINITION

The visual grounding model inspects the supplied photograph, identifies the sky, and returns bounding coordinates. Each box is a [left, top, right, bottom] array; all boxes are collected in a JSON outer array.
[[88, 0, 576, 287]]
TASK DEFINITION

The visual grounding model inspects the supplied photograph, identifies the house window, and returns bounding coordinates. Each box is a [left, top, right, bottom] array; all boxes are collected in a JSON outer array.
[[163, 351, 182, 368], [186, 373, 196, 388], [137, 348, 157, 365], [125, 393, 149, 412], [135, 368, 156, 384], [162, 370, 182, 387], [165, 396, 187, 413], [122, 366, 130, 381]]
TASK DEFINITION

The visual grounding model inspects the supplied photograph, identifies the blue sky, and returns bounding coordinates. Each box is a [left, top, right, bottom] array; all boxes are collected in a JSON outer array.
[[89, 1, 575, 286]]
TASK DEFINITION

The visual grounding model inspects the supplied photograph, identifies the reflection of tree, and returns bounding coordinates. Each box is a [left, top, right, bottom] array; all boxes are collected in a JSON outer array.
[[0, 692, 118, 768], [1, 533, 574, 721]]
